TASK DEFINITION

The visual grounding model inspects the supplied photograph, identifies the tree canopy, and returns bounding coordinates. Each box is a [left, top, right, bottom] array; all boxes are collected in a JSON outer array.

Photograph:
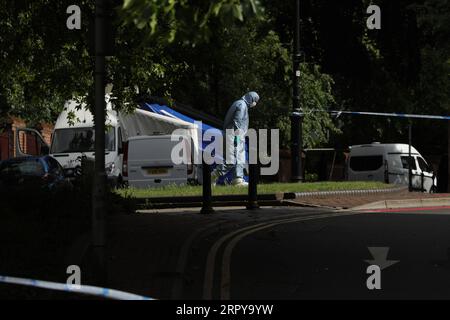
[[0, 0, 448, 151]]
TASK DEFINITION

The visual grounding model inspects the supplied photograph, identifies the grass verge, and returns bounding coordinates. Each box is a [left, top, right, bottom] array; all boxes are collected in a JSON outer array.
[[116, 181, 395, 198]]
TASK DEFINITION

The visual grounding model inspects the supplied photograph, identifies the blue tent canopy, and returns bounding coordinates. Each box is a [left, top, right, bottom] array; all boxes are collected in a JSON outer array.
[[141, 103, 222, 151], [140, 103, 248, 184]]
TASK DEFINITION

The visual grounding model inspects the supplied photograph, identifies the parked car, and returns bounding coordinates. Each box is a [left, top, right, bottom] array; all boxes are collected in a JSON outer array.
[[0, 156, 71, 192], [347, 142, 437, 192]]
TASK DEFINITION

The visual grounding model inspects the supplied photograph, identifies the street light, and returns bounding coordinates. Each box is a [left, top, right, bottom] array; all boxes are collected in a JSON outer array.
[[92, 0, 113, 286], [291, 0, 304, 182]]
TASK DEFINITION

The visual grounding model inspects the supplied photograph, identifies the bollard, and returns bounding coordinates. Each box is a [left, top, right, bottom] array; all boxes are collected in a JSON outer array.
[[247, 163, 260, 210], [384, 160, 389, 184], [408, 123, 413, 192], [421, 172, 424, 192], [201, 163, 214, 214]]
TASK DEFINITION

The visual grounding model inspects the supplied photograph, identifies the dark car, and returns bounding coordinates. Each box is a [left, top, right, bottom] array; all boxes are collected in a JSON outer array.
[[0, 156, 71, 192]]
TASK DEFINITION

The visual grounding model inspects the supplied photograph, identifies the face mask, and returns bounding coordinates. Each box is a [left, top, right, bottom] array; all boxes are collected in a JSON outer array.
[[251, 101, 257, 108]]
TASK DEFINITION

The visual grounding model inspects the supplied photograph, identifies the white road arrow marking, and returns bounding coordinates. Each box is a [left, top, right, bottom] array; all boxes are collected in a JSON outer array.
[[365, 247, 399, 270]]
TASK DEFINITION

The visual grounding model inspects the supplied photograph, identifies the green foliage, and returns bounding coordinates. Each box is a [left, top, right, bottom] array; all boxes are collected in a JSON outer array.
[[272, 64, 338, 149], [120, 0, 262, 43], [304, 172, 319, 182], [0, 0, 94, 123], [266, 60, 338, 149], [287, 63, 338, 148], [413, 0, 450, 114], [1, 0, 448, 154], [169, 19, 338, 149], [0, 0, 263, 124], [107, 21, 189, 112]]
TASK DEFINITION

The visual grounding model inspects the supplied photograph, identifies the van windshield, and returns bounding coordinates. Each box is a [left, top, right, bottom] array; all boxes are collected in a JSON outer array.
[[51, 128, 115, 153], [417, 157, 431, 172]]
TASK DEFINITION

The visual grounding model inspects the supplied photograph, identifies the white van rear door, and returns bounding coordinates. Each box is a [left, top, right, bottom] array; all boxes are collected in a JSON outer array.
[[128, 136, 187, 188]]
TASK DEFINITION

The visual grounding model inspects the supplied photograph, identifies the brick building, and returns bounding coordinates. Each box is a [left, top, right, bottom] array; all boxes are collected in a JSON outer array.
[[0, 117, 53, 160]]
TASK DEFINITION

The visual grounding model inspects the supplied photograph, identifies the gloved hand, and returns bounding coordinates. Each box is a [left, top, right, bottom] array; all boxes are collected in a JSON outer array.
[[234, 129, 243, 145]]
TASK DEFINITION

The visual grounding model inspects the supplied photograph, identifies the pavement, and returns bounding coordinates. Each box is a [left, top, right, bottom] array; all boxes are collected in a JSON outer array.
[[288, 188, 450, 210], [135, 186, 450, 211]]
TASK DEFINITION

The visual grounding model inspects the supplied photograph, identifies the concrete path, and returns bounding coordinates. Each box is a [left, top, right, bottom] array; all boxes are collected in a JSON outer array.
[[289, 189, 450, 210]]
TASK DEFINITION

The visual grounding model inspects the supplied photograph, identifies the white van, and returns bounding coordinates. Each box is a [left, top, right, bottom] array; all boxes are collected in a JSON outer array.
[[49, 98, 200, 186], [50, 99, 123, 185], [347, 143, 437, 192], [123, 135, 192, 188]]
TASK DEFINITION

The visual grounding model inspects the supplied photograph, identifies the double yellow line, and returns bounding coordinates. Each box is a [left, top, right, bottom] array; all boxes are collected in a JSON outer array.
[[202, 211, 360, 300]]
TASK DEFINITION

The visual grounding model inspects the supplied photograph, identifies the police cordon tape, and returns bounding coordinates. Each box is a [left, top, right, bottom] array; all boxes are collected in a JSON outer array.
[[0, 275, 154, 300], [295, 109, 450, 121], [331, 110, 450, 120]]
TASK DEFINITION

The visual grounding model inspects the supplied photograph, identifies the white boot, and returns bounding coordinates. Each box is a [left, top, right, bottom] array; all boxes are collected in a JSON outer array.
[[231, 178, 248, 187], [210, 170, 220, 186]]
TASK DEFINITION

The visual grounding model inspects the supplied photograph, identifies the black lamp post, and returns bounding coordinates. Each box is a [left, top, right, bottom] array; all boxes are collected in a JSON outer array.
[[92, 0, 109, 286], [291, 0, 304, 182]]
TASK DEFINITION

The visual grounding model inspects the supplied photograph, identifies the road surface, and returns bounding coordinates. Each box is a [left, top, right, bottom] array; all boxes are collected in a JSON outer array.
[[184, 207, 450, 300], [4, 206, 450, 300]]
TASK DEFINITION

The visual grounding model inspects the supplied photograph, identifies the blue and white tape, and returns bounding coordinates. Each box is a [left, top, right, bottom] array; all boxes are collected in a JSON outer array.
[[0, 275, 154, 300], [302, 109, 450, 121], [330, 110, 450, 121]]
